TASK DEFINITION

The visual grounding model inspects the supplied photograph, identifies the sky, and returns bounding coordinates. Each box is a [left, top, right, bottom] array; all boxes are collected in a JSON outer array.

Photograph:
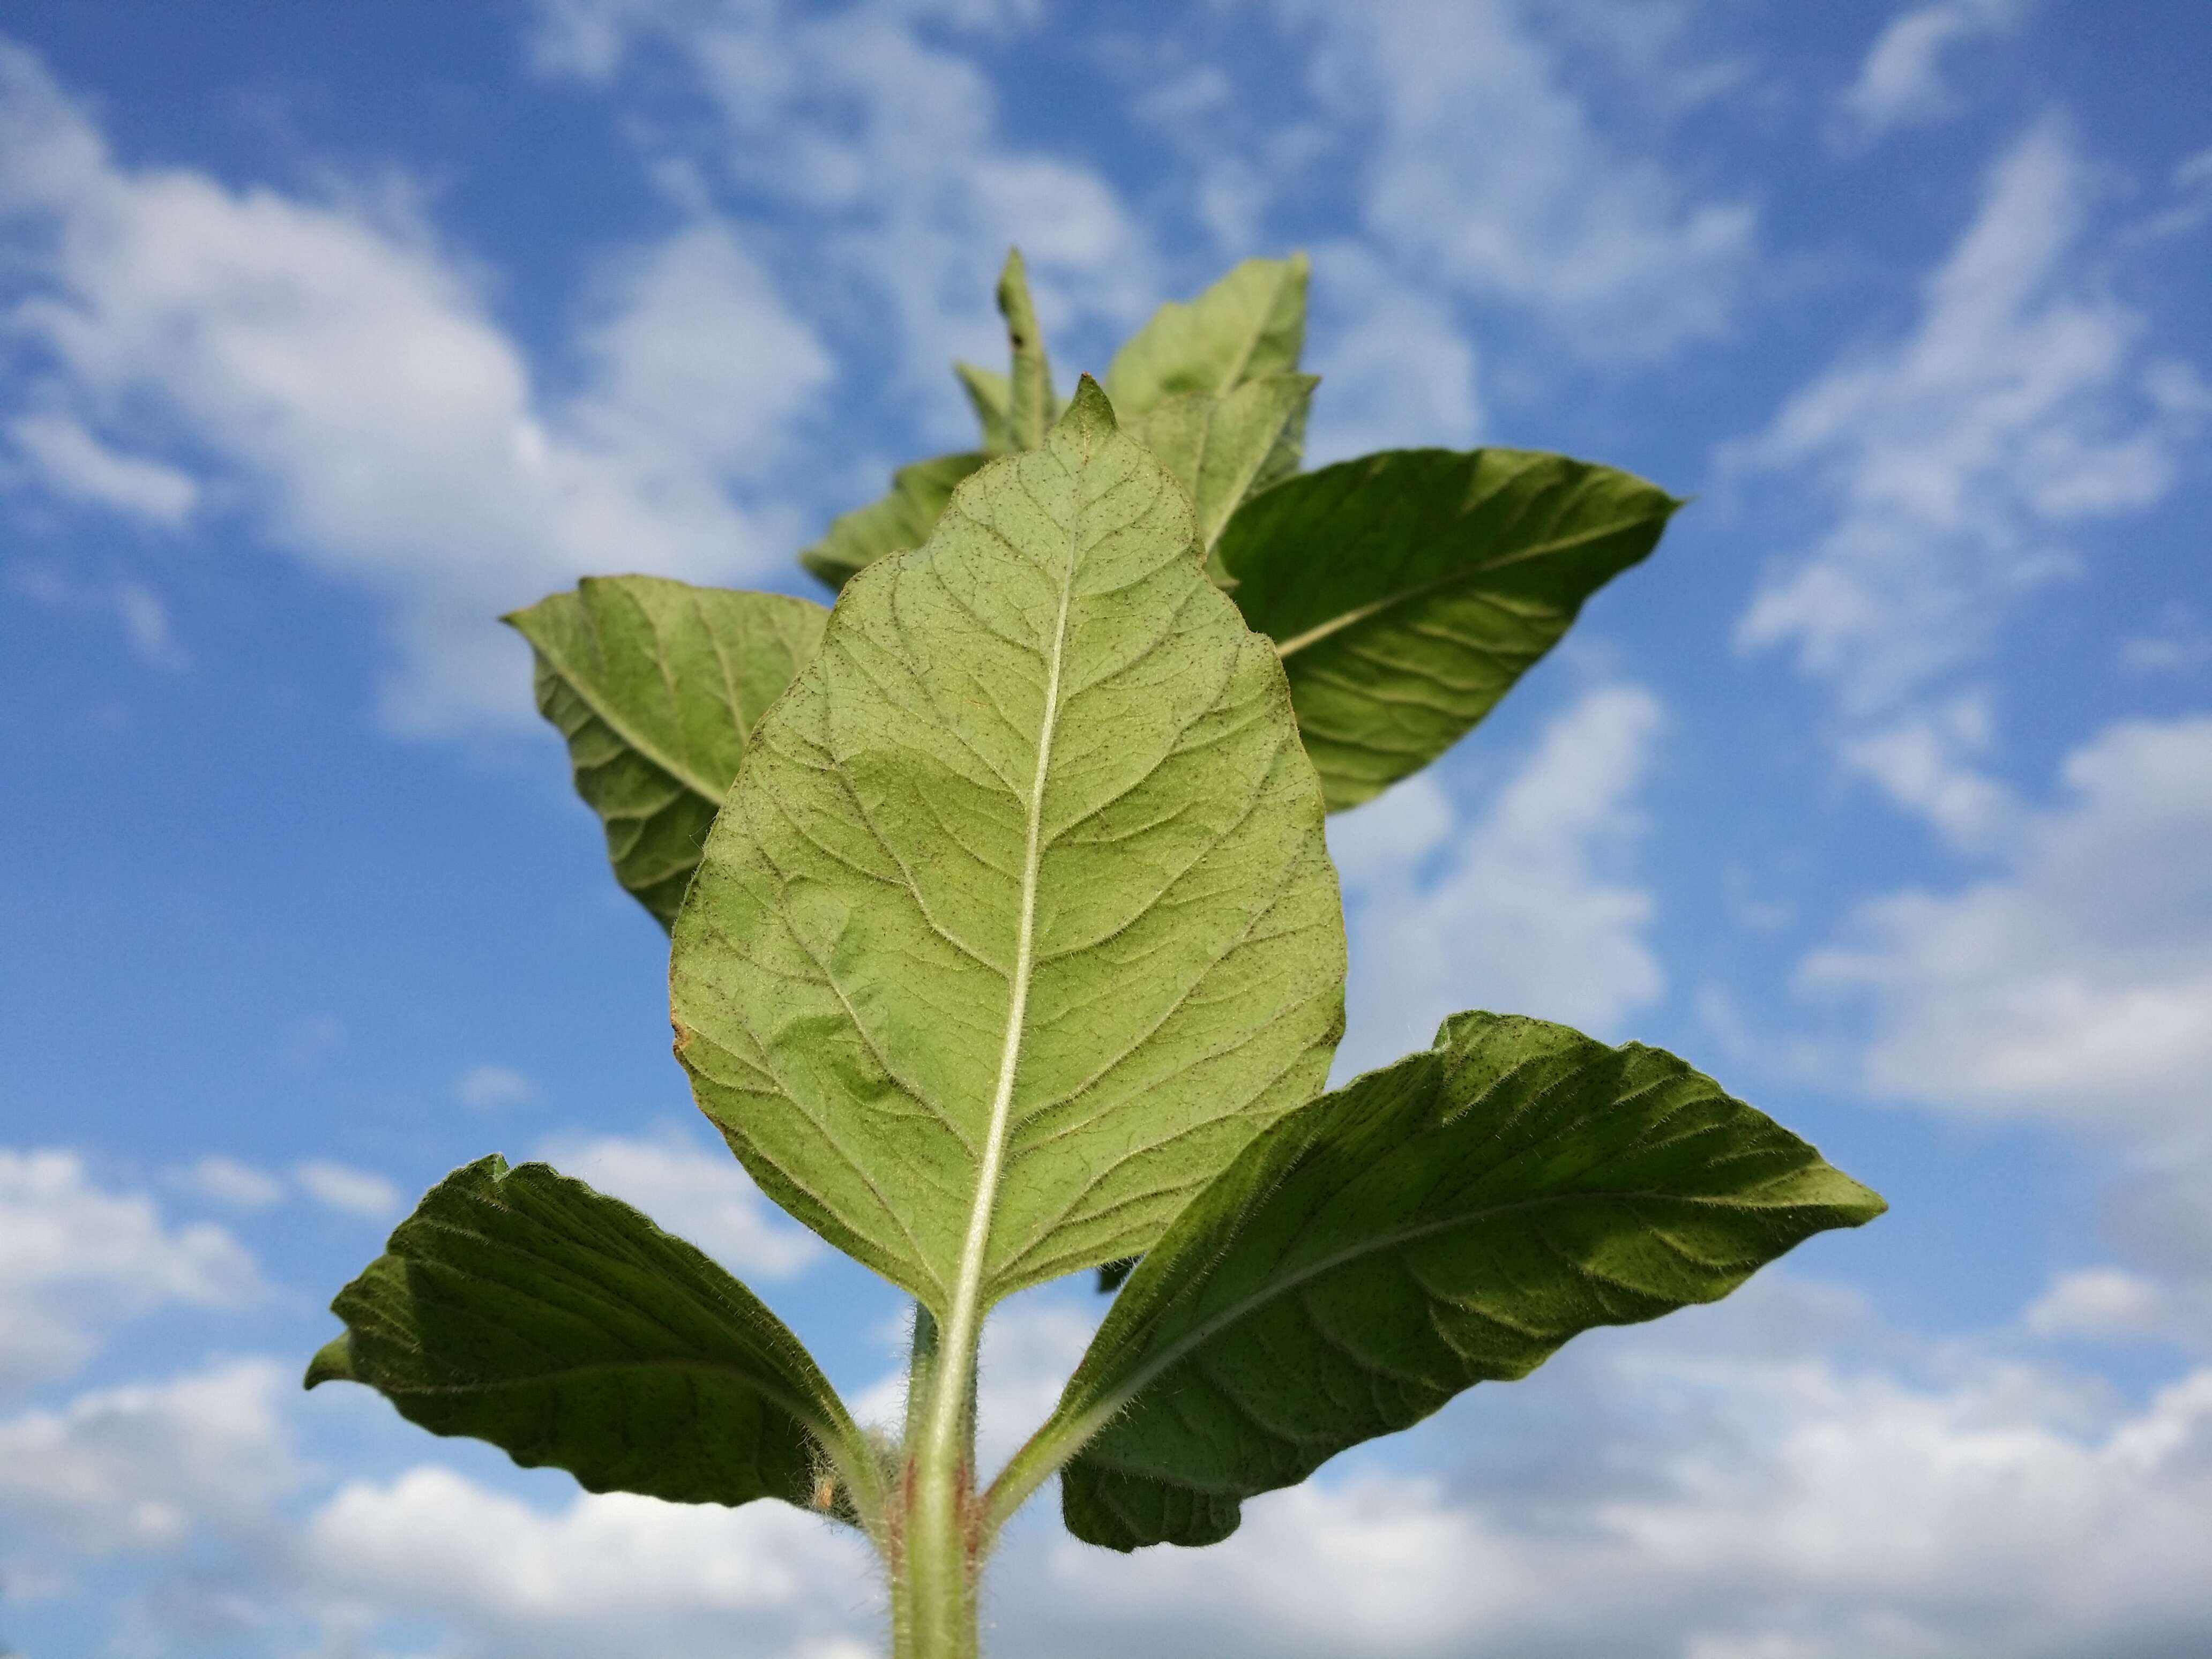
[[1, 0, 2209, 1654]]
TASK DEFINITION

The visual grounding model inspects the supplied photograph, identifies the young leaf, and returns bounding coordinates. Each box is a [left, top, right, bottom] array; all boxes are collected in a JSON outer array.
[[989, 1011, 1882, 1551], [306, 1156, 881, 1527], [669, 377, 1346, 1320], [1221, 449, 1680, 811], [996, 248, 1055, 451], [505, 577, 828, 927], [798, 452, 993, 591], [1105, 253, 1310, 423], [1128, 372, 1318, 569], [954, 360, 1013, 453]]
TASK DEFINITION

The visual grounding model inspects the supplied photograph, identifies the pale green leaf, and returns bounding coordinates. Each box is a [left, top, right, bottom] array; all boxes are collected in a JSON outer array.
[[1129, 372, 1318, 570], [997, 248, 1055, 451], [998, 1011, 1882, 1550], [669, 377, 1346, 1318], [504, 577, 828, 928], [954, 360, 1012, 453], [306, 1156, 881, 1526], [1223, 449, 1680, 811], [1104, 254, 1310, 423], [798, 452, 993, 591]]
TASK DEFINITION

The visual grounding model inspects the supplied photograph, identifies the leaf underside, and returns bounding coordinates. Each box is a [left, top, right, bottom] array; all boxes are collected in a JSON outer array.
[[1105, 253, 1310, 424], [668, 379, 1347, 1318], [505, 576, 827, 929], [1223, 449, 1680, 812], [1052, 1011, 1885, 1550], [1129, 372, 1317, 567], [799, 452, 993, 592], [307, 1157, 866, 1519]]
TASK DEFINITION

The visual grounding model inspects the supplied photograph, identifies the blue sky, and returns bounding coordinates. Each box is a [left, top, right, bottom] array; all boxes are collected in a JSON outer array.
[[2, 1, 2209, 1653]]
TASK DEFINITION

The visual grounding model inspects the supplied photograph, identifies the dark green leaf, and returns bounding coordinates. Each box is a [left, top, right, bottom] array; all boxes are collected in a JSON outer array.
[[1010, 1012, 1881, 1550], [306, 1156, 879, 1525], [798, 452, 993, 592], [1093, 1256, 1138, 1295], [504, 577, 828, 927], [1223, 449, 1680, 811]]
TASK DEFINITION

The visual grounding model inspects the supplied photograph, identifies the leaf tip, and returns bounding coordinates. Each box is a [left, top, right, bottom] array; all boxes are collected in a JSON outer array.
[[996, 246, 1032, 322], [303, 1332, 355, 1391], [1059, 373, 1117, 436]]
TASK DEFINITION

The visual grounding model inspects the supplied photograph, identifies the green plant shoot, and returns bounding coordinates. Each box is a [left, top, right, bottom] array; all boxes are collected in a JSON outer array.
[[308, 250, 1882, 1659]]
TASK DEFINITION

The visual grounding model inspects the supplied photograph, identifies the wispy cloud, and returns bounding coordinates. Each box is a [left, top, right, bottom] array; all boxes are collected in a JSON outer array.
[[527, 0, 1157, 431], [1291, 0, 1758, 357], [1801, 713, 2212, 1142], [292, 1160, 403, 1221], [1833, 0, 2027, 148], [0, 1148, 261, 1384], [537, 1126, 820, 1279], [1731, 114, 2204, 858], [6, 563, 191, 670], [1330, 683, 1665, 1075], [1737, 116, 2197, 719], [0, 43, 831, 730], [1743, 115, 2194, 716]]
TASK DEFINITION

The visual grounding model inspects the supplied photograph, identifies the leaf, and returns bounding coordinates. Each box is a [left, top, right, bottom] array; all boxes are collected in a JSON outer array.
[[505, 577, 829, 928], [1105, 253, 1310, 423], [954, 361, 1012, 453], [1222, 449, 1680, 812], [1094, 1256, 1138, 1294], [798, 452, 993, 591], [668, 377, 1347, 1319], [1004, 1011, 1882, 1551], [1129, 373, 1318, 570], [306, 1156, 880, 1525], [997, 248, 1055, 451]]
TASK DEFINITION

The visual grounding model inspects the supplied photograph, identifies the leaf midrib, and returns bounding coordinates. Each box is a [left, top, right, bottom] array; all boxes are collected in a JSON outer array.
[[535, 631, 728, 807], [927, 454, 1085, 1449], [1268, 512, 1662, 662]]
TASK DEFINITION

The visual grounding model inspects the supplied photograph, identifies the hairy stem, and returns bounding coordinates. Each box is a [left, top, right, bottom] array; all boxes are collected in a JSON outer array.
[[895, 1305, 978, 1659]]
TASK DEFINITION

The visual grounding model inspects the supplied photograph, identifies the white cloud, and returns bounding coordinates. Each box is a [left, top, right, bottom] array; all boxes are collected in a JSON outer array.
[[0, 1148, 261, 1384], [537, 1127, 820, 1279], [1330, 684, 1665, 1075], [2119, 603, 2212, 677], [5, 411, 197, 524], [0, 1359, 295, 1555], [999, 1324, 2212, 1658], [0, 43, 831, 729], [1834, 0, 2024, 147], [2025, 1268, 2170, 1340], [526, 0, 1155, 431], [303, 1466, 875, 1648], [457, 1061, 537, 1110], [169, 1155, 286, 1212], [1836, 690, 2021, 853], [1800, 714, 2212, 1140], [293, 1160, 403, 1221], [11, 1277, 2212, 1658], [1301, 243, 1481, 466], [1736, 117, 2201, 718], [991, 1283, 2212, 1659], [1295, 0, 1756, 356]]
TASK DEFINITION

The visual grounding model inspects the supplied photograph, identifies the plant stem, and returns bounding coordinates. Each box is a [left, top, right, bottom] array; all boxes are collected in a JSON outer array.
[[893, 1303, 980, 1659]]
